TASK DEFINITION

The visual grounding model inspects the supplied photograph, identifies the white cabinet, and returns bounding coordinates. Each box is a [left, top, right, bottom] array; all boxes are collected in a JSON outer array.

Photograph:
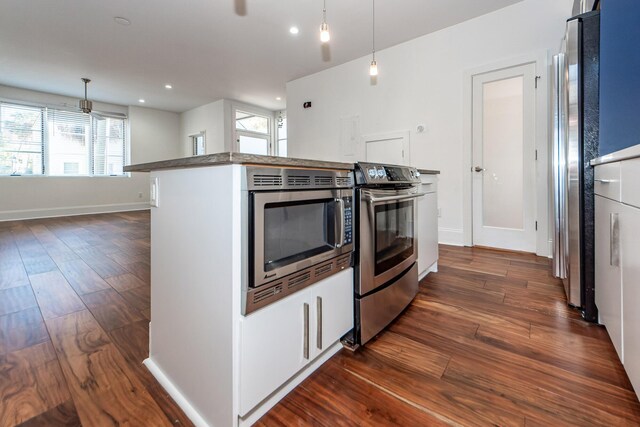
[[417, 174, 438, 279], [594, 156, 640, 399], [238, 268, 353, 415], [621, 203, 640, 395], [312, 269, 354, 357], [594, 195, 623, 361]]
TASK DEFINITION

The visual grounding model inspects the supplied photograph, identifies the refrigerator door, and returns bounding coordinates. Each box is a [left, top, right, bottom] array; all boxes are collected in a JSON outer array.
[[566, 18, 582, 308], [552, 53, 568, 280]]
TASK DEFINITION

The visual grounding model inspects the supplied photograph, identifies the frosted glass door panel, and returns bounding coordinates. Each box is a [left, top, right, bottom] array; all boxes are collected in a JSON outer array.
[[482, 76, 524, 230], [238, 135, 269, 155], [471, 62, 536, 253]]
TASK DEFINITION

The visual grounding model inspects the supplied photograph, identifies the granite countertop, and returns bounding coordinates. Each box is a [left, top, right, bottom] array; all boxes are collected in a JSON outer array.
[[590, 143, 640, 166], [124, 152, 355, 172]]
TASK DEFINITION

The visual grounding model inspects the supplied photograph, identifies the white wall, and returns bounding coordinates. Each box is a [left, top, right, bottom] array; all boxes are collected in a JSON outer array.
[[0, 85, 181, 220], [129, 105, 181, 163], [286, 0, 572, 249], [179, 99, 231, 156]]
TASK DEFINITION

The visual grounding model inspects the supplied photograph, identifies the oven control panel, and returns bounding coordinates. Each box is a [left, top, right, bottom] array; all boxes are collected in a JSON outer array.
[[356, 162, 420, 185], [343, 198, 353, 245]]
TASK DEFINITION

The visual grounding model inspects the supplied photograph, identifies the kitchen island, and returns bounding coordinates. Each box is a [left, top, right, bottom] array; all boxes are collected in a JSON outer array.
[[124, 153, 439, 427]]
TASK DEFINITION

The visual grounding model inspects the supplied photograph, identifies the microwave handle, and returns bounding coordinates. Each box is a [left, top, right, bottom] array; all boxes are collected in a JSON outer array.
[[367, 192, 426, 204], [335, 198, 345, 248]]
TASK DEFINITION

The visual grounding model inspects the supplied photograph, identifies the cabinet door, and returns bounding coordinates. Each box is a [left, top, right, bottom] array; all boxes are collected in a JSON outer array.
[[595, 195, 623, 361], [311, 268, 354, 358], [418, 191, 438, 277], [238, 290, 310, 416], [622, 203, 640, 396]]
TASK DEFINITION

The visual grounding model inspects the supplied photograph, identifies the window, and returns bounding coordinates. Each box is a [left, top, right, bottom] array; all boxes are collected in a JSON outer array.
[[191, 132, 205, 156], [276, 111, 287, 157], [0, 101, 127, 176], [235, 109, 272, 156], [0, 103, 44, 175]]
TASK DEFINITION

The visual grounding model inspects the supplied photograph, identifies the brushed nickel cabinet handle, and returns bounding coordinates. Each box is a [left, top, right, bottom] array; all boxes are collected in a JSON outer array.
[[303, 303, 310, 360], [610, 213, 620, 267], [595, 178, 615, 184], [317, 296, 323, 350]]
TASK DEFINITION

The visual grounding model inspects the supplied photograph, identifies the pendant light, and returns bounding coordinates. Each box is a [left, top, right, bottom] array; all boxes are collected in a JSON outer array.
[[369, 0, 378, 76], [320, 0, 330, 43]]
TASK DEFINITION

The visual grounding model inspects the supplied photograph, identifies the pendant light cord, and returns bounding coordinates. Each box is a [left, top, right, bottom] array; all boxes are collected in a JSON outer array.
[[372, 0, 376, 60], [323, 0, 327, 22]]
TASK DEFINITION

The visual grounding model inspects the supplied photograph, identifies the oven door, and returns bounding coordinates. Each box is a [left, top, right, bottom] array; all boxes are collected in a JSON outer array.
[[251, 189, 352, 288], [358, 187, 422, 295]]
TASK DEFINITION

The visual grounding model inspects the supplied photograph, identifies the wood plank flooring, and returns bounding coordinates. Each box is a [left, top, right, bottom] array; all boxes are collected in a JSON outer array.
[[1, 212, 639, 426], [257, 245, 640, 426], [0, 211, 192, 427]]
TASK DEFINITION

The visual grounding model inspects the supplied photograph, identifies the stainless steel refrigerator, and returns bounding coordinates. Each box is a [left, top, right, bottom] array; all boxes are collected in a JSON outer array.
[[552, 9, 599, 322]]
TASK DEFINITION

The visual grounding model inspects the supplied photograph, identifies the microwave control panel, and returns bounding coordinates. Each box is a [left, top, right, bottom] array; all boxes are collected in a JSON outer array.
[[343, 197, 353, 245]]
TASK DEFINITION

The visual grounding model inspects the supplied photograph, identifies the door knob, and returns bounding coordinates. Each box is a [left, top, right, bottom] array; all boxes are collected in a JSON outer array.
[[474, 166, 485, 172]]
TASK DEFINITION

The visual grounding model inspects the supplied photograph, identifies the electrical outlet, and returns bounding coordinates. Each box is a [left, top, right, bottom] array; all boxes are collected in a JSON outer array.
[[438, 208, 442, 218], [138, 192, 143, 199]]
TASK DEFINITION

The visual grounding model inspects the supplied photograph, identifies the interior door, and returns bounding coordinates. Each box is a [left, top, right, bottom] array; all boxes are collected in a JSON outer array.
[[472, 63, 537, 252]]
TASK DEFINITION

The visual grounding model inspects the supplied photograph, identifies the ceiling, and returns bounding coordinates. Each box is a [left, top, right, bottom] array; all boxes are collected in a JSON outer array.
[[0, 0, 524, 113]]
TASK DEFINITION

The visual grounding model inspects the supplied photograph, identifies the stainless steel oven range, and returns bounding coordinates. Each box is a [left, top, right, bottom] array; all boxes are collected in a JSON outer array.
[[242, 166, 354, 314], [344, 162, 423, 347]]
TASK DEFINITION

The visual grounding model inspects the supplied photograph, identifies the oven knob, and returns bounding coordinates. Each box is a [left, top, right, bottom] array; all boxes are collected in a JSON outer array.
[[377, 168, 385, 178], [368, 168, 376, 179]]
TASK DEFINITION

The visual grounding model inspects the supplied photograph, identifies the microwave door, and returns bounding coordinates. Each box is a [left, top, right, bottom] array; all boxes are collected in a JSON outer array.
[[252, 190, 349, 288]]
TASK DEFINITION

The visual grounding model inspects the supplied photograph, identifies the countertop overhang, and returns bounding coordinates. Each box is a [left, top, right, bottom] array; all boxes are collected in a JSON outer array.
[[124, 152, 440, 175], [590, 144, 640, 166], [124, 152, 355, 172]]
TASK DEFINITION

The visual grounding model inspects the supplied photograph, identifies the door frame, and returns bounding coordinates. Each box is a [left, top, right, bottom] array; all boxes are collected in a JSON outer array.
[[462, 51, 551, 257]]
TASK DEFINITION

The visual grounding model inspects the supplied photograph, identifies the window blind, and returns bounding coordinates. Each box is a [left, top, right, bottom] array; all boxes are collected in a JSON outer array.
[[0, 101, 127, 176]]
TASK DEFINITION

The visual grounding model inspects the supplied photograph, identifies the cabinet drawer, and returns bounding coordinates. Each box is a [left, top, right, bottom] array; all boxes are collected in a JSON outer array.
[[594, 162, 621, 201], [621, 158, 640, 209], [420, 174, 438, 193]]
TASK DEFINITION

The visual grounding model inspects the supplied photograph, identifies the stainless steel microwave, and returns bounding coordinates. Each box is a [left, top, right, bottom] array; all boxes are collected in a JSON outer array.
[[250, 187, 353, 288], [243, 167, 354, 314]]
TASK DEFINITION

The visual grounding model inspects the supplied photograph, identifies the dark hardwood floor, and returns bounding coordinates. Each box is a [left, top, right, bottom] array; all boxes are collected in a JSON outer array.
[[0, 211, 191, 427], [1, 212, 639, 426], [256, 246, 640, 426]]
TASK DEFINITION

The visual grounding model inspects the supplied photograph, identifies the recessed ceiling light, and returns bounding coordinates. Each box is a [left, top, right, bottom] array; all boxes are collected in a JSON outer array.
[[138, 99, 145, 103], [276, 97, 282, 101], [289, 26, 299, 35], [164, 84, 172, 89], [114, 17, 131, 26]]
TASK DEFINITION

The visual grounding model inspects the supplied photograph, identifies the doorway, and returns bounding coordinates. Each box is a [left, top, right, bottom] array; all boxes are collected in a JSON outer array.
[[471, 63, 537, 252]]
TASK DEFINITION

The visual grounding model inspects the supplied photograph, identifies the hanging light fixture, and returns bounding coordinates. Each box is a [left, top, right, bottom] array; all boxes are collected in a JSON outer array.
[[369, 0, 378, 76], [320, 0, 330, 43]]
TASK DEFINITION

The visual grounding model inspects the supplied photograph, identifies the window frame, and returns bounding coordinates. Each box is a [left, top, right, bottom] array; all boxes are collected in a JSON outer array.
[[0, 99, 129, 178], [231, 102, 277, 156], [191, 131, 206, 156]]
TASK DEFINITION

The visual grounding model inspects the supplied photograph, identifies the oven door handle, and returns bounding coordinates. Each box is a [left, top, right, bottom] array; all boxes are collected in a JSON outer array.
[[335, 198, 345, 248], [366, 192, 426, 204]]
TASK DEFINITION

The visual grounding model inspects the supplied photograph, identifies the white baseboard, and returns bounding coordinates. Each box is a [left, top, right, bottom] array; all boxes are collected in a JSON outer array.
[[145, 341, 343, 427], [0, 202, 150, 221], [438, 227, 464, 246], [418, 261, 438, 281], [144, 358, 210, 427]]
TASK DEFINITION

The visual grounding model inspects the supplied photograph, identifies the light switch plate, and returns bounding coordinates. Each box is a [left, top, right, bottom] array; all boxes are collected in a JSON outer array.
[[150, 177, 159, 207]]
